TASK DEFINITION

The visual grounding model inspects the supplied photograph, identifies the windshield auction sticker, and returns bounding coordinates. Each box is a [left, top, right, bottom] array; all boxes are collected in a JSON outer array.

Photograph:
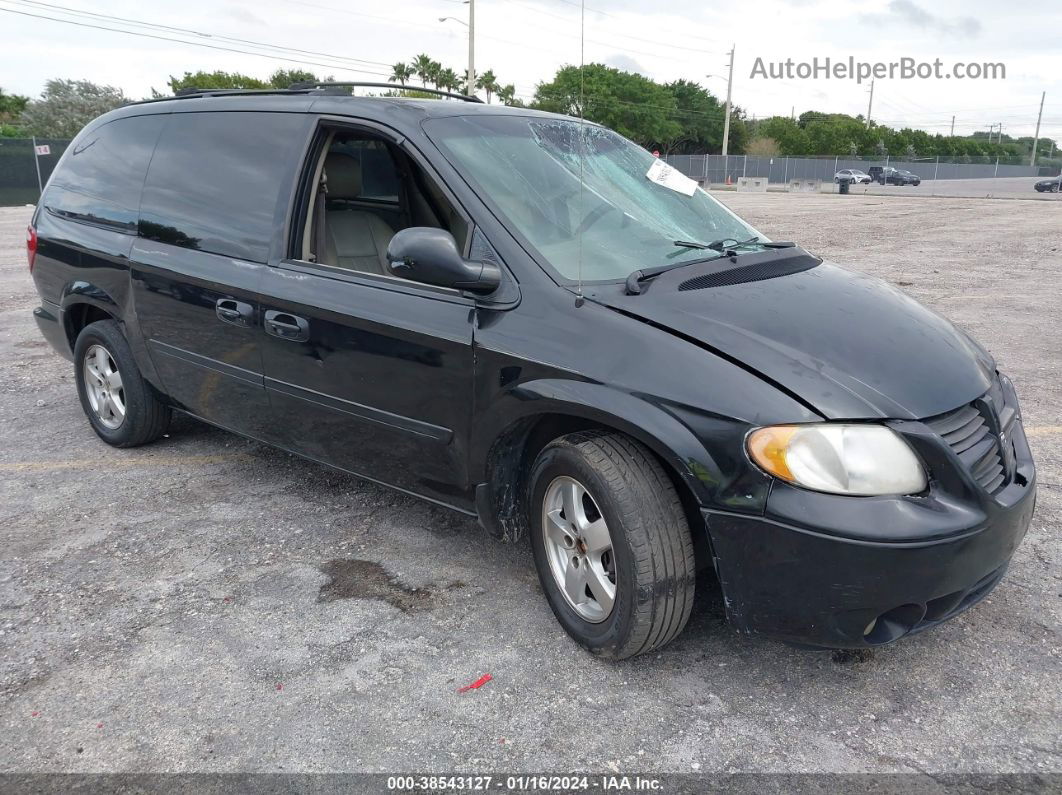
[[645, 158, 698, 196]]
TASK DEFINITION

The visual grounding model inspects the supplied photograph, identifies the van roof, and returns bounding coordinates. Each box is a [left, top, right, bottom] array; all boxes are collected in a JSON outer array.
[[112, 85, 567, 124]]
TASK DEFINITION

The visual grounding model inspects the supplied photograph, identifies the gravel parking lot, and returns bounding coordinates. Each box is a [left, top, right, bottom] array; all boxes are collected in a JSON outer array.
[[1, 193, 1059, 776]]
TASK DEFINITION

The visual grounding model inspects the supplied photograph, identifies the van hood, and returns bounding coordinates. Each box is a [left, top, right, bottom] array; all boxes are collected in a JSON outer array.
[[588, 251, 995, 420]]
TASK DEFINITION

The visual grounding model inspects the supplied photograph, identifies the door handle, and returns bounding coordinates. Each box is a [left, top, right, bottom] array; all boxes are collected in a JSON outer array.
[[264, 310, 310, 342], [215, 298, 254, 327]]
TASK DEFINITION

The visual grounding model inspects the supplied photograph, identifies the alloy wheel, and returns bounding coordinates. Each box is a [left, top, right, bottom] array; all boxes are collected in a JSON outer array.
[[541, 475, 617, 623], [83, 344, 126, 429]]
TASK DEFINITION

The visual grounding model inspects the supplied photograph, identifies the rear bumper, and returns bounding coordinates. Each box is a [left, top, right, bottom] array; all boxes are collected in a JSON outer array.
[[34, 301, 72, 361], [705, 406, 1036, 649]]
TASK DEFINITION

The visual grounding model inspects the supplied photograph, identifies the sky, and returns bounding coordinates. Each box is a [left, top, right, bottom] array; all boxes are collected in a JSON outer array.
[[1, 0, 1060, 141]]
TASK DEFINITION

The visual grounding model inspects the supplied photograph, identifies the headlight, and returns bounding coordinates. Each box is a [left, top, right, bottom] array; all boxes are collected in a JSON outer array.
[[747, 424, 926, 496]]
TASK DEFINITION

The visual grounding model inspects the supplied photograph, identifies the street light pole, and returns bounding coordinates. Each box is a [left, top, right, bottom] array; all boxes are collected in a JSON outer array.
[[721, 44, 734, 157], [467, 0, 475, 98]]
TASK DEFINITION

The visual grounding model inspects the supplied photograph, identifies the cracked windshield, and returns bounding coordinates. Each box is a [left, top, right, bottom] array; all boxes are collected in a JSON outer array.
[[425, 115, 763, 283]]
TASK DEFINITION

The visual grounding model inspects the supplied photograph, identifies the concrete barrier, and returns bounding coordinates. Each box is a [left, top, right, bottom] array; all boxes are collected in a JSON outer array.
[[788, 179, 821, 193], [735, 176, 768, 192]]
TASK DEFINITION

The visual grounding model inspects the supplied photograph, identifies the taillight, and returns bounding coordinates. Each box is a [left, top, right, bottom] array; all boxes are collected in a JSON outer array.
[[26, 225, 37, 272]]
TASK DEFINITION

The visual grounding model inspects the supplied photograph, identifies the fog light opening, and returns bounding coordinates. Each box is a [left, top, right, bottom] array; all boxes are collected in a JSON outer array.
[[864, 603, 926, 646]]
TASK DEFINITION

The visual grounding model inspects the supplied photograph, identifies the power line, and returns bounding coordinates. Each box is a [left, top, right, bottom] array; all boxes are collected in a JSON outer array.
[[0, 5, 393, 77], [4, 0, 393, 70]]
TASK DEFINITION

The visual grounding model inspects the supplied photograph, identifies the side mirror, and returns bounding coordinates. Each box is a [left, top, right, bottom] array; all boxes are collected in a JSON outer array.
[[387, 227, 501, 295]]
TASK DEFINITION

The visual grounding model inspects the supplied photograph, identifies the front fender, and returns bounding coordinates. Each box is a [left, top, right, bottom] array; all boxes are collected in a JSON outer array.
[[473, 378, 773, 521]]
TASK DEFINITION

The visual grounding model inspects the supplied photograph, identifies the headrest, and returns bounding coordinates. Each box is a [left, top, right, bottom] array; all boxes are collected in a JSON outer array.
[[325, 152, 362, 198]]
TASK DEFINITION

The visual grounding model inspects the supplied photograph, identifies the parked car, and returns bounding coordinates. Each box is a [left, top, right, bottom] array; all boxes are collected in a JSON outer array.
[[834, 168, 872, 184], [28, 85, 1035, 658], [1033, 176, 1061, 192], [871, 166, 921, 186]]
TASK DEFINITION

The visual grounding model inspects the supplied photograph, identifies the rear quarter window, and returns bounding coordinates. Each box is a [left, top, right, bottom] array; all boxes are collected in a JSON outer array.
[[138, 112, 310, 263], [43, 115, 165, 232]]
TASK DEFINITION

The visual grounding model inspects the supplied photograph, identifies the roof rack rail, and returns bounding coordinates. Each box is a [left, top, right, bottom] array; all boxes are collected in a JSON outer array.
[[288, 81, 484, 103], [169, 87, 306, 98]]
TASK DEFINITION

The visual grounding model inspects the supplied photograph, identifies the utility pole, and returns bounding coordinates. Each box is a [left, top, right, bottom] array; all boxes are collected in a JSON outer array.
[[791, 105, 795, 121], [721, 44, 735, 157], [865, 79, 874, 128], [997, 122, 1003, 144], [1030, 91, 1045, 166], [467, 0, 475, 98], [950, 115, 955, 137]]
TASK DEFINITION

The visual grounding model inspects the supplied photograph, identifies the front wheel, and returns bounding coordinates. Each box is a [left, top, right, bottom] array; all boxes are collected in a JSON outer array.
[[529, 431, 696, 659], [74, 319, 171, 447]]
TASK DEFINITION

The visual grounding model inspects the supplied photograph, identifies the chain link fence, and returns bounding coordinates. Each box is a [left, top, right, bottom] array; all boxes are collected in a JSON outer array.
[[0, 138, 70, 206], [663, 154, 1053, 185]]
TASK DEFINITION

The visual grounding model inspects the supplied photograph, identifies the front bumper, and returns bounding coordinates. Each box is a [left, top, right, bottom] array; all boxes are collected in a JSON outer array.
[[705, 387, 1037, 649]]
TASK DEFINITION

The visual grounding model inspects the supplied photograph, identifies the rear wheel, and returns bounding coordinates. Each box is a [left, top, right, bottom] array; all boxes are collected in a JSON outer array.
[[528, 431, 696, 659], [74, 320, 170, 447]]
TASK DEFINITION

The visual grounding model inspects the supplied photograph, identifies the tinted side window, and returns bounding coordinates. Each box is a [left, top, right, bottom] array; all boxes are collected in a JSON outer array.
[[139, 112, 307, 262], [44, 115, 164, 232]]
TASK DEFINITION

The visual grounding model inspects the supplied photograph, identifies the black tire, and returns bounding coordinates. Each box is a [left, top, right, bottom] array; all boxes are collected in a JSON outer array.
[[528, 431, 696, 660], [73, 319, 171, 447]]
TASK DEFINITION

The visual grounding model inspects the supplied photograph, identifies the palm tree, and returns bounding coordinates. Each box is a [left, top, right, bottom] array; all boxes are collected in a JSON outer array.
[[497, 83, 516, 106], [390, 62, 414, 86], [438, 68, 460, 94], [427, 60, 443, 90], [476, 69, 498, 103], [412, 54, 434, 87]]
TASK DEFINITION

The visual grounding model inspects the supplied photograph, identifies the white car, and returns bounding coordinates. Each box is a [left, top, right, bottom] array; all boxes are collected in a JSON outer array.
[[834, 168, 872, 184]]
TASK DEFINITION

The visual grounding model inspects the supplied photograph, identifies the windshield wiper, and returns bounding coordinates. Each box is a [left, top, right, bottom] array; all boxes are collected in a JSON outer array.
[[675, 236, 797, 254], [625, 238, 800, 295], [625, 258, 720, 294]]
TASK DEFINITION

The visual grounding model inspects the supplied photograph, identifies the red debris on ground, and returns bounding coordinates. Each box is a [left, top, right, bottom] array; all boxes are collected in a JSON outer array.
[[457, 673, 492, 693], [96, 723, 103, 729], [275, 683, 283, 691], [31, 711, 39, 718]]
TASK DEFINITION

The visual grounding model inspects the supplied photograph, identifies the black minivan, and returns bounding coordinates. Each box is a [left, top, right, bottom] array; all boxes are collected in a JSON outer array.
[[28, 85, 1036, 659]]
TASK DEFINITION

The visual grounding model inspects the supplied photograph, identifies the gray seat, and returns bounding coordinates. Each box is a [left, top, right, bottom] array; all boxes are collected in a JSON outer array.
[[322, 153, 395, 274]]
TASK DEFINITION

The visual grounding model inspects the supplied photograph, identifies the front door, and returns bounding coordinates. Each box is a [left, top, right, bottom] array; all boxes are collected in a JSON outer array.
[[258, 267, 476, 507], [256, 120, 478, 508]]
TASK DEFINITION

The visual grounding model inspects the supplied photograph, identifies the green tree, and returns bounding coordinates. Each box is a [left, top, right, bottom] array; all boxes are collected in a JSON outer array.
[[496, 83, 517, 105], [661, 79, 727, 154], [532, 64, 681, 147], [19, 79, 127, 138], [438, 67, 461, 93], [427, 60, 443, 89], [166, 70, 269, 93], [0, 87, 29, 124], [476, 69, 498, 103], [755, 116, 811, 155], [412, 54, 435, 87], [267, 69, 324, 88], [390, 63, 414, 85]]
